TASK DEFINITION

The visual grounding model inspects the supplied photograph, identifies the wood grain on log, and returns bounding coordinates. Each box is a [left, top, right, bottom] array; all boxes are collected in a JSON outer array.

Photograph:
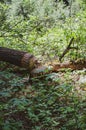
[[0, 47, 38, 70]]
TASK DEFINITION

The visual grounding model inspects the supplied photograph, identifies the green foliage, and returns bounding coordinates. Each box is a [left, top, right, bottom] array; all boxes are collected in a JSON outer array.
[[0, 0, 86, 129], [0, 69, 86, 130], [0, 0, 86, 60]]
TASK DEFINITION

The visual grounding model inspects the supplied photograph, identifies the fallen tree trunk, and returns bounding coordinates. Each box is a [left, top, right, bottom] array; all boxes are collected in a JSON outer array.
[[0, 47, 38, 70], [53, 60, 86, 71], [31, 60, 86, 77]]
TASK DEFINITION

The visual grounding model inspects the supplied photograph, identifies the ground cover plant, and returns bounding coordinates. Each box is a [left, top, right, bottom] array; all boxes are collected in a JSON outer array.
[[0, 69, 86, 130], [0, 0, 86, 130]]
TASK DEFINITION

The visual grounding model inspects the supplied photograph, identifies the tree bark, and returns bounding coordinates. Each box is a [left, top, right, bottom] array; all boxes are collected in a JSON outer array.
[[0, 47, 38, 70], [31, 60, 86, 77], [53, 60, 86, 71]]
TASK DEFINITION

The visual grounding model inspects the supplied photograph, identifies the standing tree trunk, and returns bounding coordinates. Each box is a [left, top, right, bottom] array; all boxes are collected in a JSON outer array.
[[0, 47, 38, 70]]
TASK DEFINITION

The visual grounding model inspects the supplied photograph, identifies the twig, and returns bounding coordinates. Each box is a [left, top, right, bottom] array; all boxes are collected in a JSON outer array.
[[59, 37, 74, 61]]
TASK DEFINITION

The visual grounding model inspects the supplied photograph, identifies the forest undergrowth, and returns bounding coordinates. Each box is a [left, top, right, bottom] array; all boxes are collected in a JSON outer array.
[[0, 62, 86, 130], [0, 0, 86, 129]]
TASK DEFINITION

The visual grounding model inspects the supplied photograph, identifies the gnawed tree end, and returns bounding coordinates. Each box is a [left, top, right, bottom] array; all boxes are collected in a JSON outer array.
[[0, 47, 39, 71]]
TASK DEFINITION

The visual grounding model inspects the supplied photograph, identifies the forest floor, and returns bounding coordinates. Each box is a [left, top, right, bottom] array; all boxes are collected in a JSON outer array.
[[0, 61, 86, 130]]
